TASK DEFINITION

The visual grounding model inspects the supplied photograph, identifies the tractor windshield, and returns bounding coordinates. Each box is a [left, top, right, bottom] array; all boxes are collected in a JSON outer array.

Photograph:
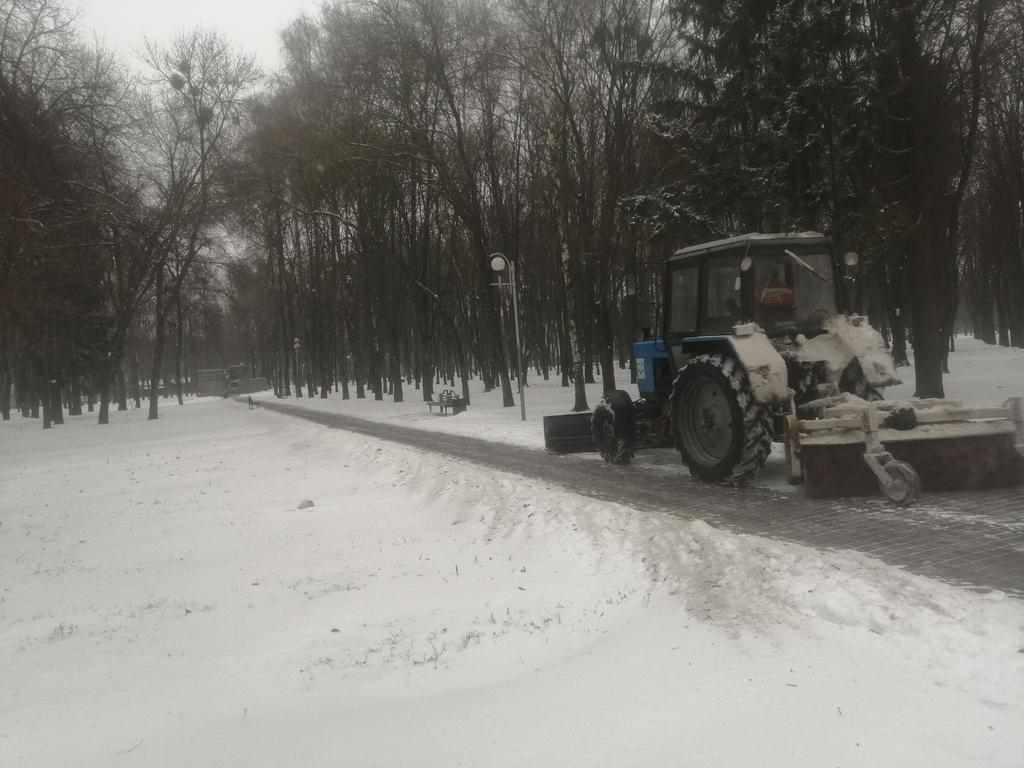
[[752, 248, 836, 332]]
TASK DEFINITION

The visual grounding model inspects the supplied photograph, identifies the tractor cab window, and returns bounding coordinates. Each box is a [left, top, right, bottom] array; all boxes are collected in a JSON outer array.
[[704, 255, 744, 332], [669, 265, 698, 335], [753, 249, 836, 331]]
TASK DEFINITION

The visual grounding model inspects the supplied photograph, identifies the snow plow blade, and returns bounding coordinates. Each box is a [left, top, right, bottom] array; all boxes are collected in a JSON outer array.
[[787, 397, 1024, 503], [543, 412, 596, 454]]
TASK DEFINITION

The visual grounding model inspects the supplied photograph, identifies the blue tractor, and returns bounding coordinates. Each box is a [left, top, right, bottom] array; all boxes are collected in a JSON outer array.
[[582, 232, 901, 483]]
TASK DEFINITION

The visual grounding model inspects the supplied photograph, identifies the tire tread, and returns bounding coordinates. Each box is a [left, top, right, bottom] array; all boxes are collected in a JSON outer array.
[[671, 353, 772, 483]]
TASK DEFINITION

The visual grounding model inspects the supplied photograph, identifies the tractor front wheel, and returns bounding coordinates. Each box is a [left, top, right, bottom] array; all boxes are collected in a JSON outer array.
[[671, 354, 772, 483]]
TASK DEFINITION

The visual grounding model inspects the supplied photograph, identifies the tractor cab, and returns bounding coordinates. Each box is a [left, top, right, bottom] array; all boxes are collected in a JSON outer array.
[[630, 230, 847, 399], [635, 232, 840, 400], [665, 231, 837, 343]]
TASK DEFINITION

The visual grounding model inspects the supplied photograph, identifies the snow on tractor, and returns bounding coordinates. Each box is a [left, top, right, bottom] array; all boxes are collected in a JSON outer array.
[[543, 232, 1024, 504]]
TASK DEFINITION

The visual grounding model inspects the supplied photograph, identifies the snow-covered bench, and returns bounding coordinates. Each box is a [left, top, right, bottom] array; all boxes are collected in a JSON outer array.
[[426, 389, 466, 416]]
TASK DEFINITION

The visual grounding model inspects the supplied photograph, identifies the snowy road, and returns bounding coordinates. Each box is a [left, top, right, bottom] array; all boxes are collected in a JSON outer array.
[[258, 399, 1024, 597]]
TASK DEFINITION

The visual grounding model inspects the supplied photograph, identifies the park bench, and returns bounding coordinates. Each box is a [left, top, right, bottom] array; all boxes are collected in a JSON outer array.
[[426, 388, 466, 416]]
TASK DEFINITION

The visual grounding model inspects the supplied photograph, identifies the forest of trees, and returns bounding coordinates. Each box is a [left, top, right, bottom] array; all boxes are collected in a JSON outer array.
[[3, 0, 1024, 429]]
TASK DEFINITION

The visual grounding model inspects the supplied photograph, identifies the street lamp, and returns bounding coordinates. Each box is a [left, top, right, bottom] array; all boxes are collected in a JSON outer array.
[[489, 252, 526, 422], [843, 251, 861, 315]]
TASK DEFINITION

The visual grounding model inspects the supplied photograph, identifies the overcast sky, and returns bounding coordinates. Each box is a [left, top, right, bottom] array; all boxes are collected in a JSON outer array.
[[75, 0, 320, 74]]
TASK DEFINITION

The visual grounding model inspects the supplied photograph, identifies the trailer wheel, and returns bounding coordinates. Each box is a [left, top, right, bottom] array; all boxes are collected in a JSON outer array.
[[881, 460, 921, 506], [671, 354, 772, 483], [592, 390, 635, 465]]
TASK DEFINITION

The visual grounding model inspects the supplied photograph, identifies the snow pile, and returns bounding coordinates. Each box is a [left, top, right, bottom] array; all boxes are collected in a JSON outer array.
[[731, 330, 789, 401], [796, 315, 900, 387], [1, 401, 1022, 766]]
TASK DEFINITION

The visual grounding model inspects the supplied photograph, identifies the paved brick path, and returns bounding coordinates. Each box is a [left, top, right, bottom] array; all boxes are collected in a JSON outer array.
[[259, 400, 1024, 597]]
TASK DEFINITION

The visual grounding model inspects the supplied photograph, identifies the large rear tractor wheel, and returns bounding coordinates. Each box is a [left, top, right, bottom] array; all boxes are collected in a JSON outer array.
[[671, 354, 773, 483], [592, 390, 635, 465]]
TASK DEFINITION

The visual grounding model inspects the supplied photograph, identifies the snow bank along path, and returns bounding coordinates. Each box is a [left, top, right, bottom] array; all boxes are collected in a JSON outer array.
[[259, 398, 1024, 598], [1, 400, 1022, 767]]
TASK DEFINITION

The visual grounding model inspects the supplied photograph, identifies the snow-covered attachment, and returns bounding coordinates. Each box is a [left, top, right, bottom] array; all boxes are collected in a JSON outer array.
[[795, 315, 901, 392], [786, 395, 1024, 504]]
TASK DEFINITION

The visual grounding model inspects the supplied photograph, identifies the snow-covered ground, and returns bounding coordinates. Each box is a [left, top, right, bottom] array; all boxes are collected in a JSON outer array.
[[887, 335, 1024, 403], [2, 389, 1022, 766]]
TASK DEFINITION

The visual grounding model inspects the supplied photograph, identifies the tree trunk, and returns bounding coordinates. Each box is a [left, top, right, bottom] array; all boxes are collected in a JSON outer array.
[[273, 213, 292, 397], [148, 268, 167, 420], [339, 343, 350, 400], [176, 289, 185, 405], [460, 357, 471, 405], [0, 364, 10, 421], [355, 358, 365, 398], [16, 362, 30, 417], [117, 366, 128, 411], [598, 305, 615, 396], [68, 367, 82, 416], [391, 337, 403, 403], [976, 294, 996, 344], [572, 353, 588, 412], [420, 342, 434, 403], [908, 258, 946, 398], [51, 374, 63, 425], [0, 332, 9, 420], [596, 222, 616, 394], [98, 361, 113, 425], [40, 365, 52, 429], [128, 353, 141, 409], [572, 268, 589, 411], [889, 306, 907, 367], [560, 301, 571, 388], [371, 356, 383, 401]]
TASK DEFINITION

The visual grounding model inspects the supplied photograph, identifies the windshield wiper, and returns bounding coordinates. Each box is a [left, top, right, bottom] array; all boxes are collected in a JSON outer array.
[[784, 249, 829, 282]]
